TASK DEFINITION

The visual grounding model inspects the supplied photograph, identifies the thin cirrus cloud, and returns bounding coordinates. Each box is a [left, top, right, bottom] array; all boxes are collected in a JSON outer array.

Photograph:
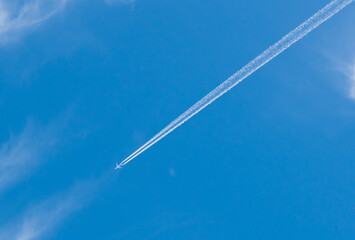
[[0, 0, 134, 43], [348, 61, 355, 99], [0, 0, 67, 42], [334, 58, 355, 100], [0, 120, 62, 194], [0, 179, 98, 240]]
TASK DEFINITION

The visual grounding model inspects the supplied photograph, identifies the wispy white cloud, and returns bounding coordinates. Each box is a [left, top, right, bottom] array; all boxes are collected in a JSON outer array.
[[347, 61, 355, 99], [0, 0, 67, 42], [0, 110, 105, 239], [0, 179, 98, 240], [334, 58, 355, 100], [0, 120, 61, 193]]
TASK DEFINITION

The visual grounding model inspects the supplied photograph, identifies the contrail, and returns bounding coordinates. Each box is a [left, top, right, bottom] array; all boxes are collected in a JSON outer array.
[[117, 0, 353, 169]]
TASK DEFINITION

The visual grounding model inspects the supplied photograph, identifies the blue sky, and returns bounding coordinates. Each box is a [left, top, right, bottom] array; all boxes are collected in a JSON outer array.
[[0, 0, 354, 239]]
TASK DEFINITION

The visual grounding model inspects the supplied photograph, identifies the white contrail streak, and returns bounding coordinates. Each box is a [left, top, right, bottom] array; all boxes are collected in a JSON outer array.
[[117, 0, 353, 169]]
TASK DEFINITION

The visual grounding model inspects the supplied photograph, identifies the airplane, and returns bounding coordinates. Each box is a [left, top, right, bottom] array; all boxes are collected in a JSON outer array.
[[115, 163, 121, 170]]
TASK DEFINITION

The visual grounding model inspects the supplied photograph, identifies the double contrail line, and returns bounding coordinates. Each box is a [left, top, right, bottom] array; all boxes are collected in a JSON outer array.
[[117, 0, 353, 169]]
